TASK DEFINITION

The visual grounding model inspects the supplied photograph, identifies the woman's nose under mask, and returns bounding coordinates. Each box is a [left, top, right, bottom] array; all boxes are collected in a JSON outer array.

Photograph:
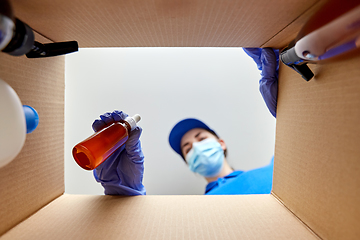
[[186, 138, 224, 177]]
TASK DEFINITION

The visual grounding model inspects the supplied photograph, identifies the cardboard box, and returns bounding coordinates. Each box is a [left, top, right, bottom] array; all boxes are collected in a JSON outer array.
[[0, 0, 359, 239]]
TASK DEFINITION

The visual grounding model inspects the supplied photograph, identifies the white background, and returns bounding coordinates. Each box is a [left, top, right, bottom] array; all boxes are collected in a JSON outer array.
[[65, 48, 276, 195]]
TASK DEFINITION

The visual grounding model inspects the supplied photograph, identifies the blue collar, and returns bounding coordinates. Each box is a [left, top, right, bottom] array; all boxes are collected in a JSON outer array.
[[205, 170, 244, 193]]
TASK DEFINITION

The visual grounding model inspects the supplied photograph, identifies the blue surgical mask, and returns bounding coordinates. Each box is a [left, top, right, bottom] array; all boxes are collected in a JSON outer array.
[[185, 138, 224, 177]]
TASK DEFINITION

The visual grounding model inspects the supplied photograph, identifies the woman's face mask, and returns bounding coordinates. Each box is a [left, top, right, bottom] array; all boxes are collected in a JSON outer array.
[[185, 138, 224, 177]]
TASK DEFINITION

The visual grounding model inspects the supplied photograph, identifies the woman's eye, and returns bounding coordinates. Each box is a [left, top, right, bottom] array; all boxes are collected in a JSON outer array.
[[199, 137, 206, 141]]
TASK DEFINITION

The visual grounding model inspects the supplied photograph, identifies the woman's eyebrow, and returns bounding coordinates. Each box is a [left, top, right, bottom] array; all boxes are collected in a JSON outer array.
[[182, 142, 190, 149], [181, 132, 202, 149]]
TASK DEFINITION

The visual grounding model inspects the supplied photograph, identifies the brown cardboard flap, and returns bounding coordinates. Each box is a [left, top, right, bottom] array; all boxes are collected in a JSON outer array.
[[273, 53, 360, 239], [12, 0, 318, 48], [1, 194, 318, 240], [0, 33, 64, 236]]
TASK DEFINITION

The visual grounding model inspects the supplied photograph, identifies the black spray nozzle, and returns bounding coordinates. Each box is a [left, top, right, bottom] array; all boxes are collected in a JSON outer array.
[[1, 17, 78, 58], [280, 46, 314, 81], [289, 64, 314, 82], [26, 41, 79, 58]]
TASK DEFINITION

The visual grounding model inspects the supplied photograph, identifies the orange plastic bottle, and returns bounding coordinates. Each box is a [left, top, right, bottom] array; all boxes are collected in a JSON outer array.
[[72, 114, 141, 170]]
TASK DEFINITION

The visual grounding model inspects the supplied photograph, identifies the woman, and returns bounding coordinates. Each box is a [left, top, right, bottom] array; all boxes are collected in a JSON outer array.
[[168, 117, 274, 195]]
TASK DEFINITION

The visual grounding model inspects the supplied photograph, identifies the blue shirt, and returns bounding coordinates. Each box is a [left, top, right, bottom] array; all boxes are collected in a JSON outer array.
[[205, 157, 274, 195]]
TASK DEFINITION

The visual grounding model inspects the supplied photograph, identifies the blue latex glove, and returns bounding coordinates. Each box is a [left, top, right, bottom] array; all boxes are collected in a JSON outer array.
[[243, 48, 279, 118], [92, 110, 146, 195]]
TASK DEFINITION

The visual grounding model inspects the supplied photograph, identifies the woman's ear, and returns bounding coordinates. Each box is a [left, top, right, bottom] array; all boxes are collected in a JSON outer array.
[[218, 139, 227, 151]]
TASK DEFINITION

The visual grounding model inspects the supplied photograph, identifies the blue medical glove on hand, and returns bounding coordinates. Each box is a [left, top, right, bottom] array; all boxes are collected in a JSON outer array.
[[92, 110, 146, 196], [243, 48, 279, 118]]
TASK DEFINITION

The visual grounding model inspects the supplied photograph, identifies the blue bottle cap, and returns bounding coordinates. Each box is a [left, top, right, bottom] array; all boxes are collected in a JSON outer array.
[[23, 105, 39, 134]]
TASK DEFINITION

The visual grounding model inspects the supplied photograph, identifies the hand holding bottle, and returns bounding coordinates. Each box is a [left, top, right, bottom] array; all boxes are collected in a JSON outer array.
[[73, 110, 141, 170], [91, 110, 146, 195]]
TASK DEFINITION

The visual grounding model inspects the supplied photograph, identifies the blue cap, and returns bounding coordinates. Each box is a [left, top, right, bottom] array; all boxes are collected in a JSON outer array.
[[169, 118, 217, 157], [23, 105, 39, 134]]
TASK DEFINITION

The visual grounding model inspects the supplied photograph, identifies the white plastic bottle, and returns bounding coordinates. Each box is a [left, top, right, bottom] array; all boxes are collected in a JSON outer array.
[[0, 78, 39, 168], [0, 78, 26, 168]]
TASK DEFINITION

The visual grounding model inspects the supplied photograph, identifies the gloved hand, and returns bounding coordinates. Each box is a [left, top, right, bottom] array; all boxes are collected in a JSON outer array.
[[92, 110, 146, 195], [243, 48, 279, 118]]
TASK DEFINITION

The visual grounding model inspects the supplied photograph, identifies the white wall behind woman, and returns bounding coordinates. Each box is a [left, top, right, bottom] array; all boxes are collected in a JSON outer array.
[[65, 47, 276, 195]]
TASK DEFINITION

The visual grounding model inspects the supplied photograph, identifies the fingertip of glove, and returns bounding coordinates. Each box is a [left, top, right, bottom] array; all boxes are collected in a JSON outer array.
[[133, 126, 142, 134], [262, 48, 279, 59], [129, 126, 142, 139], [112, 110, 128, 122], [100, 112, 115, 125], [92, 119, 105, 132]]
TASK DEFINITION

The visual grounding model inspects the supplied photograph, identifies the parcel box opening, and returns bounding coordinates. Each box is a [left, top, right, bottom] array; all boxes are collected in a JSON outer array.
[[0, 0, 359, 239]]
